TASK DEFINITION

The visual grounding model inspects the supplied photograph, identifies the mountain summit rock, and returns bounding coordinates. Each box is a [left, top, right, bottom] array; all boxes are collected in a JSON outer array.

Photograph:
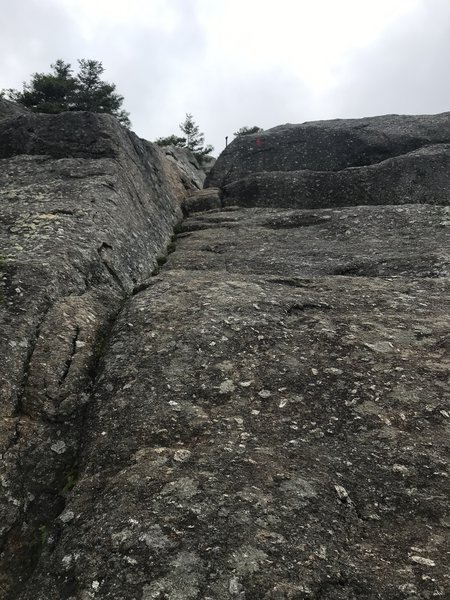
[[206, 112, 450, 209], [1, 103, 449, 599]]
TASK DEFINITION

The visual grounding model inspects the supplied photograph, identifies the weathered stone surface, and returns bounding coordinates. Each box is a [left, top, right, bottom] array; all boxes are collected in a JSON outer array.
[[182, 187, 222, 215], [207, 112, 450, 182], [0, 99, 28, 121], [0, 103, 196, 598], [16, 205, 450, 599], [169, 204, 450, 278], [2, 105, 449, 599], [220, 145, 450, 209], [206, 113, 450, 209], [159, 145, 205, 203], [201, 154, 217, 175]]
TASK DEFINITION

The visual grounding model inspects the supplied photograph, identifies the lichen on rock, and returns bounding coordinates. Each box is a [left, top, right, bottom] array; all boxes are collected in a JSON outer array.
[[1, 103, 449, 599]]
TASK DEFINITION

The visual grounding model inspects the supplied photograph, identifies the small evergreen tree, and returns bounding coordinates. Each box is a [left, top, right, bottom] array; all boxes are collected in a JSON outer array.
[[155, 134, 187, 147], [73, 59, 130, 126], [234, 125, 263, 137], [3, 59, 130, 127], [179, 113, 213, 162], [156, 114, 213, 164], [5, 60, 77, 115]]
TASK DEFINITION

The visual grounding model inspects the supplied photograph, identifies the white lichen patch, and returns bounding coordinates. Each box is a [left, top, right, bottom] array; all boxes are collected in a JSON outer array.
[[59, 510, 75, 523], [219, 379, 235, 394], [141, 551, 203, 600], [50, 440, 67, 454], [410, 555, 436, 567], [173, 449, 192, 462], [231, 545, 268, 575]]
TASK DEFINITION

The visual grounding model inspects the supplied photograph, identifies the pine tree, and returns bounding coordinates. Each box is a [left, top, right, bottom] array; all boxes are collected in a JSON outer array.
[[234, 125, 263, 137], [179, 113, 213, 162], [155, 134, 187, 147], [5, 60, 76, 115], [3, 59, 130, 127], [73, 60, 130, 126]]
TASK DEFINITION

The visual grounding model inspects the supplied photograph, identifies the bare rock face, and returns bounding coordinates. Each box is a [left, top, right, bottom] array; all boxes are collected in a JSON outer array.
[[206, 113, 450, 209], [1, 104, 449, 600], [159, 145, 205, 203], [0, 99, 28, 121], [0, 102, 198, 598], [182, 187, 222, 214], [17, 206, 450, 600]]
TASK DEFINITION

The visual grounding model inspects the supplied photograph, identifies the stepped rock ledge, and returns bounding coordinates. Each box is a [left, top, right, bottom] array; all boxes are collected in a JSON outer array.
[[1, 102, 449, 599]]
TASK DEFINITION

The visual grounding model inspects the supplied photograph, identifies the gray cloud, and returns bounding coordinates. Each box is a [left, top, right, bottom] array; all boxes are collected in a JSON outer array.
[[0, 0, 80, 88], [321, 0, 450, 119], [1, 0, 449, 156], [196, 69, 314, 150]]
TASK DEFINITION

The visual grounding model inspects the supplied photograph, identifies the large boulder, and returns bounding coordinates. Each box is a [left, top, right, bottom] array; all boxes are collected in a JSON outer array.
[[0, 99, 28, 121], [1, 104, 449, 599], [159, 144, 205, 203], [206, 112, 450, 208], [0, 104, 197, 598], [16, 204, 450, 600]]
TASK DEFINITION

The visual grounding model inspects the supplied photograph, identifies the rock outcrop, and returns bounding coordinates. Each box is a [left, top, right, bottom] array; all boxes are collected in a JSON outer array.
[[0, 99, 28, 122], [0, 102, 201, 598], [206, 113, 450, 209], [159, 145, 205, 203], [1, 106, 449, 599]]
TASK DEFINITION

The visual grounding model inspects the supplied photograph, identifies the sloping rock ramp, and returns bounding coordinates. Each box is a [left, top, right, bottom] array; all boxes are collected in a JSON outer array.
[[1, 106, 449, 599]]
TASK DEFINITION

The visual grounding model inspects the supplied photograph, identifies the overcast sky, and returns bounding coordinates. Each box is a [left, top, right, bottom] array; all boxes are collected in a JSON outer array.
[[1, 0, 449, 154]]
